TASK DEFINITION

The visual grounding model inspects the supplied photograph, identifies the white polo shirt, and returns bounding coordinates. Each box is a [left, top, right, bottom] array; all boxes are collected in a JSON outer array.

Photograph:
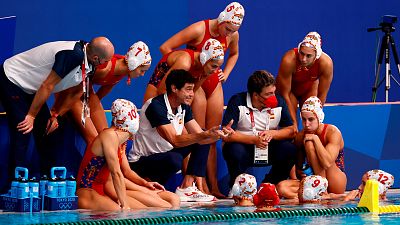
[[128, 94, 193, 162], [3, 40, 93, 94], [222, 92, 293, 135]]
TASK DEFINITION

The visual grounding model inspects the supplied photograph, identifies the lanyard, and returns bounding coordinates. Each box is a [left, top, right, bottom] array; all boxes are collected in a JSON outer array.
[[81, 44, 90, 126], [249, 108, 270, 136]]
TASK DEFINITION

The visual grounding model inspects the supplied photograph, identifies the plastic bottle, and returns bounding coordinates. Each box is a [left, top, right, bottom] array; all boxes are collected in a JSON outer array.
[[302, 163, 314, 176], [66, 176, 77, 197], [11, 177, 20, 198], [39, 175, 48, 196], [29, 177, 39, 198], [18, 178, 29, 199], [47, 177, 58, 198], [57, 177, 66, 197]]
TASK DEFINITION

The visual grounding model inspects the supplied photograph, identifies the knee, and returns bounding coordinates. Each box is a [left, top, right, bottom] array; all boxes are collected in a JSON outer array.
[[223, 143, 248, 162], [165, 153, 184, 172], [165, 192, 181, 208]]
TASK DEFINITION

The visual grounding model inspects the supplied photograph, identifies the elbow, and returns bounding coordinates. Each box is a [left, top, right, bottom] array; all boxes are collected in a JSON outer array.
[[321, 159, 333, 170], [110, 170, 124, 181], [39, 82, 55, 94], [169, 139, 181, 148], [159, 45, 169, 55]]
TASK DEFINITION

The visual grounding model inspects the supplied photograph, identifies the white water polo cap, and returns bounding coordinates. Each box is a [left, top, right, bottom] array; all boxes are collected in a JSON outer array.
[[231, 173, 257, 200], [301, 96, 325, 123], [199, 38, 224, 66], [365, 169, 394, 195], [298, 32, 322, 59], [300, 175, 328, 201], [125, 41, 152, 71], [111, 99, 140, 137], [217, 2, 245, 26]]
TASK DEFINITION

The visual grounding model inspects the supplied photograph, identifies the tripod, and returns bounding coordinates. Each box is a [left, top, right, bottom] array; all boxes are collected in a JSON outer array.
[[371, 26, 400, 102]]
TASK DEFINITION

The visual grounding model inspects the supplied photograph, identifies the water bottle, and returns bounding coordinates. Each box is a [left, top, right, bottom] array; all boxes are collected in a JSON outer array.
[[17, 178, 30, 199], [58, 178, 66, 197], [302, 163, 314, 176], [11, 177, 20, 198], [47, 177, 58, 198], [39, 175, 49, 196], [66, 176, 77, 197], [29, 177, 39, 198], [50, 167, 67, 198]]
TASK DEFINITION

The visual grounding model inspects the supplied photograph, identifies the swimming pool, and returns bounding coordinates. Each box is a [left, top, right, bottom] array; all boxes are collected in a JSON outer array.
[[2, 192, 400, 225]]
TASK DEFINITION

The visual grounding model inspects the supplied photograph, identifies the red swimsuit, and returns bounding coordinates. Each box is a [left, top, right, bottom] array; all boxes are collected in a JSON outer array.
[[77, 141, 125, 195], [148, 49, 202, 87], [186, 20, 228, 98], [317, 124, 345, 172], [292, 48, 321, 98], [94, 54, 127, 86]]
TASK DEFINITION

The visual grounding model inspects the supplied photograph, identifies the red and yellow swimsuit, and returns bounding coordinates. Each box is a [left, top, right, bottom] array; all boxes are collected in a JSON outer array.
[[77, 142, 125, 195]]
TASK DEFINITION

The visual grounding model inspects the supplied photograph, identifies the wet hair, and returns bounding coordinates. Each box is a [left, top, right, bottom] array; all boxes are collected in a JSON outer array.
[[247, 70, 275, 96], [165, 69, 196, 94]]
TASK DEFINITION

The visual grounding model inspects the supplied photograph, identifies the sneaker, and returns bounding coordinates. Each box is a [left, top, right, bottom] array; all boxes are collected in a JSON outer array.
[[175, 183, 215, 202]]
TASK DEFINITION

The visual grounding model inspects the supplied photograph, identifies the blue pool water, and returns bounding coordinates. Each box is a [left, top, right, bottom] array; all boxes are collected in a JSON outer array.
[[2, 193, 400, 224]]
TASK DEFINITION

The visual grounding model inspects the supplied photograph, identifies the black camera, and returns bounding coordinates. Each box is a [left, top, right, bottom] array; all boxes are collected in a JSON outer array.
[[382, 15, 397, 24], [367, 15, 397, 33]]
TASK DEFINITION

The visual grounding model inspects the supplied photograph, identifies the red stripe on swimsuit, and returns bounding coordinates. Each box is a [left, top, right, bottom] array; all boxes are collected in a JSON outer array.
[[94, 54, 126, 86], [317, 124, 345, 172]]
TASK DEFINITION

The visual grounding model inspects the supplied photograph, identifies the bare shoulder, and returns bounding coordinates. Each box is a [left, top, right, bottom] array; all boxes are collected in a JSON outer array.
[[327, 124, 341, 133], [319, 52, 333, 67], [170, 51, 192, 69], [184, 20, 206, 36], [326, 124, 343, 142], [280, 49, 297, 68]]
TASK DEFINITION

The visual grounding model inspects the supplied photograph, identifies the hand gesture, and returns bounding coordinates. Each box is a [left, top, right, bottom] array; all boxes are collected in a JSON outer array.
[[255, 135, 269, 149], [221, 119, 235, 138], [259, 130, 273, 143], [145, 181, 165, 191], [17, 115, 35, 134], [304, 134, 316, 143], [215, 69, 225, 82], [46, 116, 59, 135]]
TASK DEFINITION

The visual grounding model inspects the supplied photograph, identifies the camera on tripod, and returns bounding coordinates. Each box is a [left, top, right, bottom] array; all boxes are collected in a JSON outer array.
[[367, 15, 397, 33], [369, 14, 400, 102], [383, 15, 397, 24]]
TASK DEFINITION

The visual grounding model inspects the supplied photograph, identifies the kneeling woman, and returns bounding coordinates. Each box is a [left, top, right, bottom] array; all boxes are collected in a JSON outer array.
[[77, 99, 180, 210], [277, 96, 346, 198]]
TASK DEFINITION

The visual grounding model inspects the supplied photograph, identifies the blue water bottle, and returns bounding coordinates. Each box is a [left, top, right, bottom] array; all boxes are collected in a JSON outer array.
[[18, 178, 30, 199], [66, 176, 76, 197], [29, 177, 39, 198], [49, 167, 67, 198], [11, 177, 20, 197], [58, 178, 66, 197], [47, 177, 58, 198], [302, 163, 314, 176], [39, 175, 48, 196]]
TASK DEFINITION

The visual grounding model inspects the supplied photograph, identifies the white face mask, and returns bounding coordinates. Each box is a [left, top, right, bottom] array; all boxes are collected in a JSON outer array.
[[111, 99, 140, 137]]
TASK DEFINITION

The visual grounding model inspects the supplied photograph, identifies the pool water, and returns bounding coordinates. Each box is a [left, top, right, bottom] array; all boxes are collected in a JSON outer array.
[[1, 192, 400, 225]]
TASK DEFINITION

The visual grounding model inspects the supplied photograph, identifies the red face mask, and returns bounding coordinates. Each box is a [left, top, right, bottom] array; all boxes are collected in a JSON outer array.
[[263, 95, 278, 108]]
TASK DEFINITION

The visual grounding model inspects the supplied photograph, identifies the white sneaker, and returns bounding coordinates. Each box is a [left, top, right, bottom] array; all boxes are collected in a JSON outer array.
[[175, 183, 215, 202]]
